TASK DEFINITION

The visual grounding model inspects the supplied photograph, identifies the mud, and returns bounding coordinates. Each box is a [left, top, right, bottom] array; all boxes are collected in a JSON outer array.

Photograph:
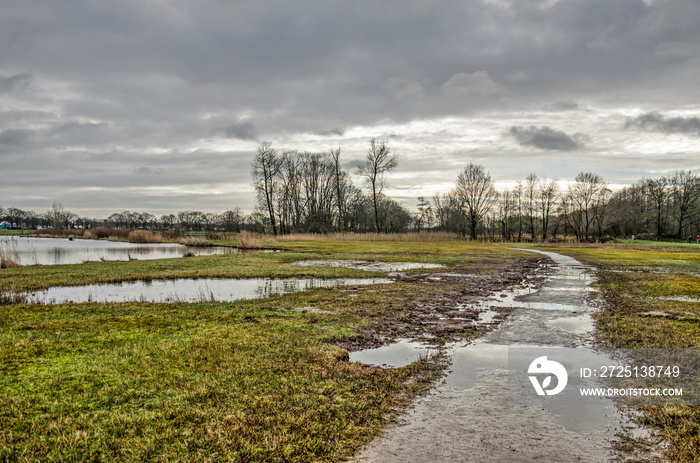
[[292, 260, 444, 272], [334, 258, 550, 351], [352, 250, 654, 463]]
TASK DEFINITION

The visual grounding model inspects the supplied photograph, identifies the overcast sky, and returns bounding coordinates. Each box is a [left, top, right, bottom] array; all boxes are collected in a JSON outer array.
[[2, 0, 700, 217]]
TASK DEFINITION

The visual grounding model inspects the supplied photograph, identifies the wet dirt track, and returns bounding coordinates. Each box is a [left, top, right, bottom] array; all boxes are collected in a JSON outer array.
[[354, 250, 643, 463]]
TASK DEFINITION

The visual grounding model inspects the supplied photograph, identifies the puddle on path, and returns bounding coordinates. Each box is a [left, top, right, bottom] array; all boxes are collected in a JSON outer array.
[[27, 277, 391, 304], [355, 250, 646, 463], [349, 339, 437, 368], [291, 260, 443, 272]]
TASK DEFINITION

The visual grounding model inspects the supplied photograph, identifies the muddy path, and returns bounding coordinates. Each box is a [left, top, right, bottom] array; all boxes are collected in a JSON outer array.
[[335, 257, 550, 351], [353, 250, 648, 463]]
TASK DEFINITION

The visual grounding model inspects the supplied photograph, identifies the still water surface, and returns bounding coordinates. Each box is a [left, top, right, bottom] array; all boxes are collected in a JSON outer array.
[[0, 236, 240, 265], [28, 277, 392, 304]]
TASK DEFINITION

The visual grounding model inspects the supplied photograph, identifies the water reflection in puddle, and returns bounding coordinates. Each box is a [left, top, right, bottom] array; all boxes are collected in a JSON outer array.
[[28, 277, 392, 304], [349, 339, 437, 368], [355, 250, 647, 461], [0, 236, 246, 266], [292, 260, 444, 272]]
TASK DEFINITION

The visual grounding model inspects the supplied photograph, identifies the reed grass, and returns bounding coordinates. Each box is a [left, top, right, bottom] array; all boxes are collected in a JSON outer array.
[[178, 236, 211, 246], [273, 231, 465, 242], [0, 241, 22, 269], [127, 230, 165, 243], [236, 230, 262, 249]]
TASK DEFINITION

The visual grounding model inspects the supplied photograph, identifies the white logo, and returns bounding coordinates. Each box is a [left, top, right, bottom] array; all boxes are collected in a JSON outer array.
[[528, 356, 568, 396]]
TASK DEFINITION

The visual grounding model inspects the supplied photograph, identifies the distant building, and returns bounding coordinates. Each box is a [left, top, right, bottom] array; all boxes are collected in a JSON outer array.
[[0, 221, 11, 230]]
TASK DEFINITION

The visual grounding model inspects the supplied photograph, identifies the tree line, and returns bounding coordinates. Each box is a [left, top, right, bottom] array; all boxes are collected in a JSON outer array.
[[252, 140, 700, 241], [0, 203, 262, 233], [251, 139, 410, 234], [2, 143, 699, 241]]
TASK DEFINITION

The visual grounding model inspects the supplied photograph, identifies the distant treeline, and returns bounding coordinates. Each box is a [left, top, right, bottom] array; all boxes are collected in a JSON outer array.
[[0, 203, 263, 234], [2, 142, 699, 242], [251, 140, 700, 241]]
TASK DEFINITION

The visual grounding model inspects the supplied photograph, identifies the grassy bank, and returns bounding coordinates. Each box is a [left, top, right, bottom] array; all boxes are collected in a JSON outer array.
[[0, 241, 533, 461], [532, 243, 700, 461]]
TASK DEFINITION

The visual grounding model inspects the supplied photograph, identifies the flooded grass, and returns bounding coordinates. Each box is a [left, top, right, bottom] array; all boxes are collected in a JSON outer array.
[[28, 277, 392, 304], [0, 240, 537, 461]]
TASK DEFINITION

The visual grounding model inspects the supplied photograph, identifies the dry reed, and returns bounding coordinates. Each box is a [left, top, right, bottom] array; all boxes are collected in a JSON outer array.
[[0, 242, 22, 268], [127, 230, 165, 243], [273, 231, 466, 242], [178, 236, 211, 246], [236, 230, 262, 249]]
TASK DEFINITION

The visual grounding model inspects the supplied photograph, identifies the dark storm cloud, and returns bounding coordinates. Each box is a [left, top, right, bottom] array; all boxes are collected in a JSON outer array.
[[214, 121, 257, 140], [4, 0, 700, 133], [507, 126, 582, 151], [623, 112, 700, 135]]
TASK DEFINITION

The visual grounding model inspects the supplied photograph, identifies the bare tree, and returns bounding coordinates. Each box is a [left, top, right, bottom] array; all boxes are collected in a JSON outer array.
[[513, 182, 523, 241], [524, 173, 538, 239], [669, 170, 700, 238], [605, 185, 645, 237], [568, 172, 608, 241], [414, 196, 435, 231], [641, 176, 670, 237], [454, 163, 498, 240], [252, 142, 281, 235], [357, 139, 398, 232], [45, 202, 75, 230], [497, 188, 516, 240], [331, 148, 350, 232], [538, 179, 560, 240]]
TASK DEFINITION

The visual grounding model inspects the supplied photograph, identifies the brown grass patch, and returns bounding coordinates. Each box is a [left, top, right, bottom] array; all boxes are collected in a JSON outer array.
[[178, 236, 210, 246], [127, 230, 165, 243], [236, 230, 262, 249]]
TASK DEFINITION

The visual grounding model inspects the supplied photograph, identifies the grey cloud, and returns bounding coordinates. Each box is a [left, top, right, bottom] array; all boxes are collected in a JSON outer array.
[[343, 159, 365, 170], [0, 110, 56, 126], [507, 126, 582, 151], [0, 73, 32, 93], [441, 72, 502, 97], [0, 128, 33, 145], [542, 101, 582, 112], [315, 127, 345, 136], [2, 0, 700, 214], [134, 167, 164, 176], [49, 122, 107, 136], [214, 121, 257, 140], [624, 112, 700, 134]]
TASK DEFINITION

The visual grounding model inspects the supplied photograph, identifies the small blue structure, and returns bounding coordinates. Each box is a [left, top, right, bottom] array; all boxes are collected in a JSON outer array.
[[0, 221, 11, 230]]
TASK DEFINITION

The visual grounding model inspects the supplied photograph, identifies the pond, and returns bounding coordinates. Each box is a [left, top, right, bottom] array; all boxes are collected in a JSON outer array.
[[0, 236, 243, 266], [26, 277, 392, 304]]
